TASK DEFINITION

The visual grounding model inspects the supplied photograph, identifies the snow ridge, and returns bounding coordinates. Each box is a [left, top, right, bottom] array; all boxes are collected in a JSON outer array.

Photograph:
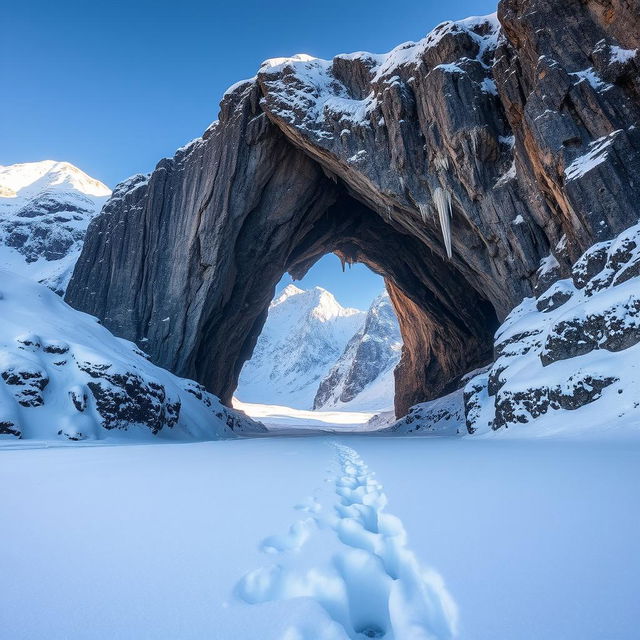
[[237, 285, 366, 409], [314, 291, 401, 412], [0, 161, 111, 293]]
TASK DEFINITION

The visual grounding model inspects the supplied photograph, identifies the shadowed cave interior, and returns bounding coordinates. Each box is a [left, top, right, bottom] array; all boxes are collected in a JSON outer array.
[[193, 186, 500, 417]]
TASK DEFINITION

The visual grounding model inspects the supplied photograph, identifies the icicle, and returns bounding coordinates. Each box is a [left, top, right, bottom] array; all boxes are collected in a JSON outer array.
[[399, 176, 405, 191], [433, 187, 453, 259], [418, 203, 430, 224], [339, 255, 346, 272], [470, 129, 480, 155], [387, 205, 392, 222], [434, 154, 450, 172]]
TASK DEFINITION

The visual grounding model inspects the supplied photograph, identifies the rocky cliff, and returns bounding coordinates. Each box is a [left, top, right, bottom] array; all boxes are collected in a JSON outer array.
[[66, 0, 640, 418]]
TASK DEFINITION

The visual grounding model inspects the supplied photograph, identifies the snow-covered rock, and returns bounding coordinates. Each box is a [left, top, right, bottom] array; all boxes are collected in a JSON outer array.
[[393, 220, 640, 438], [0, 271, 264, 441], [466, 219, 640, 436], [385, 219, 640, 438], [382, 388, 466, 436], [0, 161, 111, 294], [236, 285, 365, 409], [314, 291, 401, 412]]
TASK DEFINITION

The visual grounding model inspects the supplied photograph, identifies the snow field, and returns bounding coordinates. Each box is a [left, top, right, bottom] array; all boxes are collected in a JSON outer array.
[[1, 435, 639, 639], [237, 442, 456, 639]]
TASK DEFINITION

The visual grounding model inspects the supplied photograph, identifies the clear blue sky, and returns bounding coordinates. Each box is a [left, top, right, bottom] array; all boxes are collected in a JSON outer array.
[[2, 0, 496, 308]]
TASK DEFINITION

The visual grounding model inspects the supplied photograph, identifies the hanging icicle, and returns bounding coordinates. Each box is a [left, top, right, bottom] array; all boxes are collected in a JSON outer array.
[[418, 203, 430, 224], [434, 154, 450, 172], [433, 187, 453, 259], [470, 129, 480, 155]]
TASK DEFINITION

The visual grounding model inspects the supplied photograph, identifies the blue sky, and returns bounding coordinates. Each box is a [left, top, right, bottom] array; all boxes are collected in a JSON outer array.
[[2, 0, 496, 308]]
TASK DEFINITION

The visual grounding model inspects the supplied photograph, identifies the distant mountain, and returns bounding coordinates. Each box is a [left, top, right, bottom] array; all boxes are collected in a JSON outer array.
[[314, 291, 402, 411], [236, 285, 366, 409], [0, 161, 111, 293], [236, 285, 402, 412]]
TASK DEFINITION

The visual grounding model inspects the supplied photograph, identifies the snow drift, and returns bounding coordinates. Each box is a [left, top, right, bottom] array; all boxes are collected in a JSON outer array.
[[0, 271, 264, 441]]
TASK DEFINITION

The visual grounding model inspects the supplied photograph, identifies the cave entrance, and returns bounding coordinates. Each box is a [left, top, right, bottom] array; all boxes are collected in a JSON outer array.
[[192, 185, 500, 420], [233, 255, 403, 426], [68, 141, 501, 421]]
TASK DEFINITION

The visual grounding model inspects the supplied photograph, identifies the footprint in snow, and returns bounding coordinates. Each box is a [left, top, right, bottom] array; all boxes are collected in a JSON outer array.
[[235, 442, 458, 640]]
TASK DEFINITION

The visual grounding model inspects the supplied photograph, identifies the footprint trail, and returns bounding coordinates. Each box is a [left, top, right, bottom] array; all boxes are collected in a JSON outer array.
[[236, 442, 458, 640]]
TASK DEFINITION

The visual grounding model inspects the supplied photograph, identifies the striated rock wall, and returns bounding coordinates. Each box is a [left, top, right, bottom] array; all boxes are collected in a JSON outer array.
[[67, 0, 640, 417]]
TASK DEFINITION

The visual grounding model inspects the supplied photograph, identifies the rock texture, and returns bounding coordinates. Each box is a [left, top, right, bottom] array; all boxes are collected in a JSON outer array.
[[67, 0, 640, 417]]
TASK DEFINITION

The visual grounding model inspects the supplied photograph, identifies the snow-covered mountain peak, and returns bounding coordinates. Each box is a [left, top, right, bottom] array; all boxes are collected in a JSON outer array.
[[272, 283, 305, 305], [238, 285, 402, 412], [237, 285, 367, 409], [272, 284, 362, 324], [314, 289, 402, 412], [0, 160, 112, 294], [0, 160, 110, 201]]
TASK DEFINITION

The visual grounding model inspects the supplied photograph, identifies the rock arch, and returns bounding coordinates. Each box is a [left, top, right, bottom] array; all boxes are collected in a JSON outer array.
[[66, 1, 640, 416]]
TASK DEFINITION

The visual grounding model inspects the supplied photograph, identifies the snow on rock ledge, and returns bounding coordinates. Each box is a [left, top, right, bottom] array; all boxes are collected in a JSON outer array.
[[0, 272, 265, 441], [464, 219, 640, 436], [387, 219, 640, 438]]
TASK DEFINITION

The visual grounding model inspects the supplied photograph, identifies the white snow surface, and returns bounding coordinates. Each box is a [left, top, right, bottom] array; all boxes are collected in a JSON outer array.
[[1, 435, 638, 639], [237, 285, 366, 409], [564, 130, 622, 181], [233, 399, 376, 432], [0, 161, 111, 292], [0, 271, 261, 441]]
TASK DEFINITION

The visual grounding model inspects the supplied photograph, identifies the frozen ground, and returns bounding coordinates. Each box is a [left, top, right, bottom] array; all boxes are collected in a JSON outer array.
[[1, 434, 638, 639]]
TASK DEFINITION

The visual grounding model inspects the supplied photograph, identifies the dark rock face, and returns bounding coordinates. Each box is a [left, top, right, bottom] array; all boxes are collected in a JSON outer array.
[[1, 362, 49, 408], [66, 0, 640, 417], [77, 360, 181, 434]]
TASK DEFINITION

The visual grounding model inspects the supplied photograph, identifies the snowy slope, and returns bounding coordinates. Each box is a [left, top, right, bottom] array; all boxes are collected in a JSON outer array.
[[236, 285, 365, 409], [0, 271, 264, 441], [0, 161, 111, 293], [388, 219, 640, 439], [314, 291, 401, 412]]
